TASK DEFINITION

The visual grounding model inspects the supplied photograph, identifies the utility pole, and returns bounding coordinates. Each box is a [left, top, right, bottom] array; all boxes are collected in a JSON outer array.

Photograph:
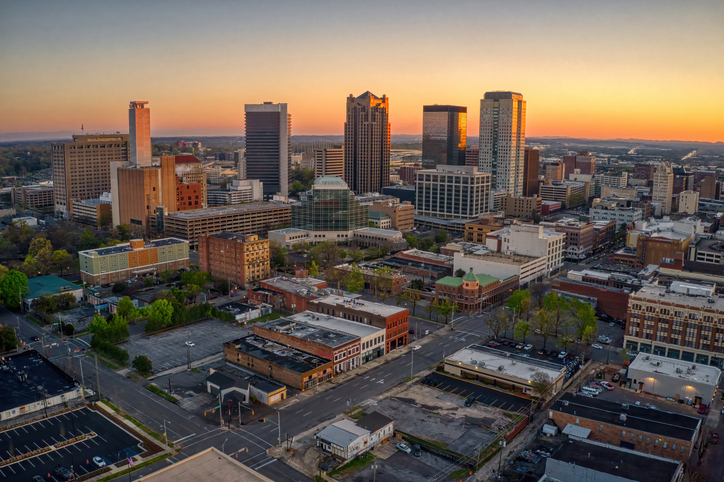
[[410, 346, 414, 380], [95, 355, 101, 401], [187, 331, 191, 370], [219, 392, 223, 428], [277, 408, 281, 447]]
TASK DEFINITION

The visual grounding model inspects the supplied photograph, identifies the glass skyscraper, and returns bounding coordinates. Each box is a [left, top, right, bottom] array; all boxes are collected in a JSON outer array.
[[422, 105, 467, 168], [292, 176, 368, 233]]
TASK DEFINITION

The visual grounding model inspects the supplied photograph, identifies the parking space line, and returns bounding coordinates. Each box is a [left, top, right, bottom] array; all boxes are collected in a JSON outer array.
[[6, 464, 14, 474], [26, 458, 35, 467]]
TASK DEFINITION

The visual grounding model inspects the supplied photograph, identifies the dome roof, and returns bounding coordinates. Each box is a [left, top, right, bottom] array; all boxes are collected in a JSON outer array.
[[463, 268, 478, 283]]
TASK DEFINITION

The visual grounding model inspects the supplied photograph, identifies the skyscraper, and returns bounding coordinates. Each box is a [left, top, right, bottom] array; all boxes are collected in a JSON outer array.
[[523, 147, 540, 197], [129, 101, 152, 167], [314, 147, 344, 180], [421, 105, 466, 168], [478, 92, 526, 196], [652, 162, 674, 214], [344, 92, 390, 194], [245, 102, 291, 199]]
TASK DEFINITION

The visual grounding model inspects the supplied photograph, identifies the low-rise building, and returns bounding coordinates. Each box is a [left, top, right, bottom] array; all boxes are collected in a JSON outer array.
[[309, 295, 409, 352], [12, 184, 55, 213], [501, 195, 541, 218], [198, 232, 270, 288], [0, 350, 82, 421], [215, 301, 273, 323], [223, 335, 333, 391], [435, 269, 518, 313], [352, 227, 405, 249], [484, 223, 566, 275], [79, 238, 190, 286], [368, 199, 415, 231], [540, 200, 561, 215], [315, 412, 394, 462], [25, 275, 84, 310], [254, 317, 362, 374], [547, 392, 702, 462], [463, 216, 505, 243], [205, 369, 287, 406], [267, 227, 312, 248], [626, 353, 721, 406], [453, 250, 547, 288], [678, 190, 699, 214], [539, 180, 590, 207], [248, 276, 331, 312], [288, 311, 386, 364], [589, 203, 643, 226], [445, 344, 567, 397], [71, 197, 112, 228], [368, 210, 391, 229], [206, 179, 264, 206], [542, 219, 595, 260]]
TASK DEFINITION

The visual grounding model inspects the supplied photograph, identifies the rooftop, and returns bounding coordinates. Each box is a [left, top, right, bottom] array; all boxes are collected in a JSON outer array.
[[261, 276, 328, 297], [632, 282, 724, 309], [436, 273, 499, 288], [547, 438, 681, 482], [227, 335, 330, 374], [315, 419, 369, 448], [136, 447, 272, 482], [164, 202, 289, 220], [209, 232, 263, 242], [551, 392, 701, 441], [356, 411, 393, 433], [287, 311, 385, 338], [256, 318, 359, 348], [0, 350, 79, 414], [628, 353, 721, 386], [216, 301, 261, 315], [447, 344, 565, 381], [313, 176, 348, 189], [354, 227, 402, 236], [310, 294, 408, 318], [270, 227, 310, 235], [457, 250, 543, 266], [26, 275, 82, 300], [79, 237, 188, 257], [396, 249, 454, 264]]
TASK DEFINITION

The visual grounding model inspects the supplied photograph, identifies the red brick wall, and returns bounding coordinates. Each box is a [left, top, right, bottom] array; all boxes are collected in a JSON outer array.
[[552, 279, 629, 320]]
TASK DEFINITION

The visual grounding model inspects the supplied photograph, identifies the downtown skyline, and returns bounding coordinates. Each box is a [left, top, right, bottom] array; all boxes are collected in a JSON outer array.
[[1, 0, 723, 142]]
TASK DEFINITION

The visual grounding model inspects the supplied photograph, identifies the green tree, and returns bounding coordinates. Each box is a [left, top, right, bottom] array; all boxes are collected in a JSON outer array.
[[427, 297, 438, 321], [506, 289, 532, 321], [344, 266, 365, 293], [373, 266, 397, 301], [28, 237, 53, 257], [308, 260, 319, 277], [181, 270, 211, 289], [310, 241, 340, 268], [0, 326, 18, 351], [544, 292, 570, 335], [132, 355, 153, 376], [530, 371, 552, 400], [533, 308, 555, 348], [269, 241, 287, 269], [434, 230, 448, 243], [115, 224, 131, 241], [52, 250, 71, 275], [514, 320, 531, 342], [147, 299, 174, 330], [325, 267, 345, 289], [112, 282, 127, 294], [144, 277, 154, 287], [0, 270, 28, 308], [117, 296, 137, 320], [455, 269, 466, 278], [435, 297, 456, 324], [88, 314, 110, 335], [160, 270, 174, 284], [401, 290, 421, 316], [0, 264, 8, 282], [569, 298, 597, 344], [409, 279, 424, 291], [348, 247, 364, 263]]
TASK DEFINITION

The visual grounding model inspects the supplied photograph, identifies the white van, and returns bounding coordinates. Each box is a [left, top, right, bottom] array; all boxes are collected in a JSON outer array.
[[581, 386, 600, 395]]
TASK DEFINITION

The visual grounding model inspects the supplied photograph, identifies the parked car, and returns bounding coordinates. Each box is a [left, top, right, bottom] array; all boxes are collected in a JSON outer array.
[[413, 444, 422, 457], [558, 352, 568, 359], [697, 404, 708, 415], [515, 343, 524, 349], [409, 329, 415, 334], [32, 476, 47, 482], [412, 345, 421, 351], [609, 322, 616, 327], [31, 335, 40, 341], [591, 343, 603, 349], [397, 442, 412, 454], [424, 330, 429, 335], [93, 456, 106, 467], [54, 466, 73, 480], [184, 341, 195, 347], [523, 344, 533, 351], [600, 381, 614, 390]]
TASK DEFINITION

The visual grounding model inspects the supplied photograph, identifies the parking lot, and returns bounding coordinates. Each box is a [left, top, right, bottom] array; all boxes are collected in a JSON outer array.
[[124, 319, 248, 373], [423, 372, 530, 412], [0, 407, 144, 482]]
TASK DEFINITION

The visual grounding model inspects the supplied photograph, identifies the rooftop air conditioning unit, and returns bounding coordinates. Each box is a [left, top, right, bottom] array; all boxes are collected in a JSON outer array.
[[619, 413, 627, 422], [562, 400, 569, 406]]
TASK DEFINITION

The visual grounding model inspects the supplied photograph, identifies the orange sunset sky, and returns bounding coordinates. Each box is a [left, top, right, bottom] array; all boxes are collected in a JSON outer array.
[[1, 0, 723, 142]]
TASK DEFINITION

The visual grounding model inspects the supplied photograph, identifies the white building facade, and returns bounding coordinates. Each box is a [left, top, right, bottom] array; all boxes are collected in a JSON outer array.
[[485, 224, 566, 275]]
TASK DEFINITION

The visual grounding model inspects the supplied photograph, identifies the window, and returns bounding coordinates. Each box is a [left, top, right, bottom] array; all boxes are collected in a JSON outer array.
[[655, 440, 659, 447], [672, 444, 676, 450], [599, 425, 603, 432], [646, 437, 650, 444], [663, 442, 667, 448], [638, 435, 642, 442], [621, 431, 626, 437]]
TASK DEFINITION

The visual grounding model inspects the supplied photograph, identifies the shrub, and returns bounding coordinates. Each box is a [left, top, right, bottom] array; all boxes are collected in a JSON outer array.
[[112, 282, 128, 293], [91, 337, 129, 364]]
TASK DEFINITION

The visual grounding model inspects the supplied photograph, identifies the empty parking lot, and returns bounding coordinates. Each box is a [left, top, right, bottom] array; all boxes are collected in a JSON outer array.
[[423, 372, 530, 412], [0, 407, 144, 482], [124, 319, 247, 373]]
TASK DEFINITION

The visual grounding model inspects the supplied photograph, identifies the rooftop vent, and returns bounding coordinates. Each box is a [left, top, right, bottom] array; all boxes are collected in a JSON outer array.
[[619, 413, 627, 422]]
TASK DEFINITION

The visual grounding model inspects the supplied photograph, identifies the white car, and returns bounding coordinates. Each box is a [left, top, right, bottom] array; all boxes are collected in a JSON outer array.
[[185, 341, 195, 347], [92, 456, 106, 467], [557, 352, 568, 359], [397, 442, 412, 454], [591, 343, 603, 349], [412, 345, 421, 351], [600, 381, 614, 390], [523, 344, 533, 351]]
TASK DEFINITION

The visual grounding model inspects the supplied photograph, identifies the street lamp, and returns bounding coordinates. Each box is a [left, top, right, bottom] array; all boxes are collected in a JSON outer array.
[[163, 419, 171, 447], [272, 407, 281, 447]]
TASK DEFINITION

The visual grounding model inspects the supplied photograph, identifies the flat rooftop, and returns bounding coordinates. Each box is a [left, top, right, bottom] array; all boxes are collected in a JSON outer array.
[[396, 249, 453, 263], [310, 294, 408, 318], [216, 301, 259, 315], [287, 311, 385, 338], [165, 202, 289, 220], [79, 237, 188, 257], [270, 227, 309, 235], [209, 232, 264, 242], [629, 353, 720, 385], [227, 335, 331, 374], [26, 275, 81, 299], [632, 282, 724, 309], [137, 447, 272, 482], [257, 318, 358, 348], [447, 344, 564, 381], [262, 276, 327, 296], [354, 227, 402, 236], [549, 438, 681, 482], [551, 392, 700, 441], [0, 350, 79, 414], [459, 250, 542, 266]]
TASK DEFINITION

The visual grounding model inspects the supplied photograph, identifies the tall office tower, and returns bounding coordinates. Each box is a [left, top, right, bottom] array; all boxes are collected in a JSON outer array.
[[344, 92, 390, 194], [465, 147, 479, 167], [634, 162, 656, 181], [700, 176, 721, 200], [129, 101, 152, 167], [245, 102, 291, 199], [415, 165, 491, 220], [235, 149, 246, 180], [52, 134, 129, 219], [523, 147, 540, 197], [314, 147, 344, 179], [421, 105, 467, 168], [478, 92, 526, 196], [562, 151, 596, 178], [652, 162, 674, 214]]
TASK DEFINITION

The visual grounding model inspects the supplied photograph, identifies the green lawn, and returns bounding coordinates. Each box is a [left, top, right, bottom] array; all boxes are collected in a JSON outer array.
[[328, 452, 375, 477], [146, 384, 178, 403]]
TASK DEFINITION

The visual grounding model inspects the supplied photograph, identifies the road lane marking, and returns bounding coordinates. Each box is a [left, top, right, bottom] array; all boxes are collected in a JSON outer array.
[[303, 411, 312, 417], [333, 397, 341, 402], [252, 458, 276, 470]]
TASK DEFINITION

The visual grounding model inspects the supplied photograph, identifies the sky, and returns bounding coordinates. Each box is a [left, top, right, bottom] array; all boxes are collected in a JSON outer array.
[[1, 0, 723, 142]]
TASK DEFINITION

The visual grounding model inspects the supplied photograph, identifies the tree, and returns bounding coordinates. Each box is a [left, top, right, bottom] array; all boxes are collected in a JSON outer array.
[[427, 297, 438, 321], [373, 266, 396, 301], [344, 266, 365, 293], [147, 299, 174, 330], [325, 267, 345, 289], [435, 297, 457, 324], [132, 355, 153, 376], [506, 289, 532, 322], [544, 292, 569, 335], [514, 320, 531, 342], [88, 314, 110, 336], [569, 298, 597, 344], [0, 265, 8, 282], [62, 323, 75, 336], [348, 247, 364, 263], [455, 269, 466, 278], [434, 230, 448, 243], [0, 270, 28, 308], [533, 213, 542, 224], [144, 277, 154, 287], [181, 270, 211, 289], [115, 223, 131, 241], [0, 326, 17, 351], [28, 237, 53, 257], [310, 241, 340, 268], [308, 260, 319, 277], [51, 250, 71, 275], [409, 279, 424, 291], [401, 290, 421, 316], [530, 371, 553, 400], [269, 241, 287, 269], [486, 311, 512, 340], [117, 296, 137, 320], [160, 270, 174, 284], [112, 282, 128, 294], [533, 308, 555, 348]]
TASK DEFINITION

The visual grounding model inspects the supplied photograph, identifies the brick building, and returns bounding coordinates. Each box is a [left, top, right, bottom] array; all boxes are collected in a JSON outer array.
[[548, 393, 701, 462], [551, 276, 631, 321], [309, 295, 409, 352], [523, 147, 539, 197], [464, 216, 505, 243], [542, 220, 595, 260], [562, 151, 596, 177], [248, 276, 330, 312], [368, 199, 415, 231], [223, 335, 333, 391], [501, 195, 541, 218], [198, 232, 270, 288], [435, 269, 518, 313], [634, 163, 655, 181], [398, 164, 422, 184], [12, 185, 55, 213]]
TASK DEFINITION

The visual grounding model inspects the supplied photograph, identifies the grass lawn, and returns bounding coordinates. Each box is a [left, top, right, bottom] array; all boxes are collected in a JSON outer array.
[[146, 384, 178, 403], [248, 312, 282, 324], [328, 452, 375, 477]]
